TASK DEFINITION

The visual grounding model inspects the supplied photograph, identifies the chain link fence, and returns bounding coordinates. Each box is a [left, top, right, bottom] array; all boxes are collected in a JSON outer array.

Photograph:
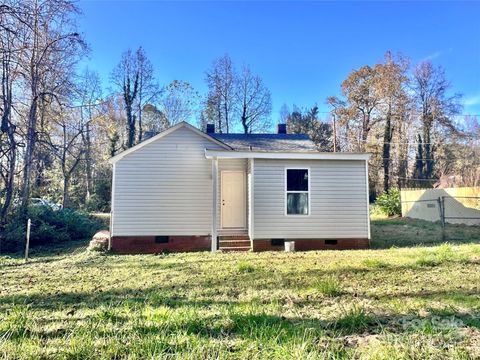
[[400, 188, 480, 241]]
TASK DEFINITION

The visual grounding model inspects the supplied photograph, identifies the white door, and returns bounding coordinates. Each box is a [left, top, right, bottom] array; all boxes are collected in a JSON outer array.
[[221, 171, 246, 228]]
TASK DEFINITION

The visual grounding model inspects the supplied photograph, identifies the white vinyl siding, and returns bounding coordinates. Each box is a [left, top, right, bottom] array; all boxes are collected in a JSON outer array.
[[111, 126, 224, 236], [253, 159, 369, 239]]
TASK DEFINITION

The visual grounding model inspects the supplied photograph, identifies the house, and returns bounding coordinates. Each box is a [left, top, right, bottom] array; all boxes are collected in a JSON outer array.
[[108, 122, 371, 253]]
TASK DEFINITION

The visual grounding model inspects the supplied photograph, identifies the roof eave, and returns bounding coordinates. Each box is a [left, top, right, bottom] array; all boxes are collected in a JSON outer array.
[[204, 149, 371, 161]]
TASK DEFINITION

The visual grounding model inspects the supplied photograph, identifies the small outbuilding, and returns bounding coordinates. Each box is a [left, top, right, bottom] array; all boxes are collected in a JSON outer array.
[[108, 122, 370, 253]]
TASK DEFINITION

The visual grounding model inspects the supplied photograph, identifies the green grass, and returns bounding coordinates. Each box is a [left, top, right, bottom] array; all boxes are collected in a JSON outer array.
[[370, 217, 480, 248], [1, 218, 480, 359], [312, 276, 343, 297]]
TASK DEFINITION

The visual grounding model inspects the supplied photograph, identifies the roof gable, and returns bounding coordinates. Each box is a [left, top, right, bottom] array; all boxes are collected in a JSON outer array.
[[108, 122, 232, 164]]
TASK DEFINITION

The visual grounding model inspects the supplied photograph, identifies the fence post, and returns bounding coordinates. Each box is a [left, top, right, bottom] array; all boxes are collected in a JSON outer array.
[[438, 196, 446, 241], [25, 218, 31, 262]]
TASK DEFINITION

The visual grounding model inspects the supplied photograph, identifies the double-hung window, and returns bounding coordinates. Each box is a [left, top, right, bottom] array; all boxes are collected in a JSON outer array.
[[285, 168, 310, 215]]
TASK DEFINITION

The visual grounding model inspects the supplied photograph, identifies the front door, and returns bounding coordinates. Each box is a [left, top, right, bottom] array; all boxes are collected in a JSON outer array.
[[221, 171, 246, 228]]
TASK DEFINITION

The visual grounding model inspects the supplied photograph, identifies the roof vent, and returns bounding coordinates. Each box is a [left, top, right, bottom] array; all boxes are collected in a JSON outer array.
[[206, 124, 215, 134], [277, 123, 287, 134]]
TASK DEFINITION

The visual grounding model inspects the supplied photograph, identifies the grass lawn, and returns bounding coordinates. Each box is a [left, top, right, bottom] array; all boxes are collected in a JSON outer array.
[[1, 218, 480, 359]]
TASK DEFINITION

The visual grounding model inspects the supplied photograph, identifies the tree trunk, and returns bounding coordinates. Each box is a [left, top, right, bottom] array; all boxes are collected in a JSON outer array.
[[0, 130, 16, 224], [0, 52, 15, 223], [125, 103, 135, 148], [224, 95, 229, 133], [423, 121, 434, 179], [414, 134, 424, 186], [397, 119, 408, 189], [85, 122, 93, 201], [21, 97, 38, 207], [138, 106, 143, 142], [62, 175, 70, 209], [241, 105, 248, 134], [361, 112, 370, 152], [137, 77, 143, 142], [382, 109, 393, 192]]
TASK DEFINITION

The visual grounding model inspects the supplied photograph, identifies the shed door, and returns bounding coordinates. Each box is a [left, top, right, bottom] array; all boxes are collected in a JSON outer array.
[[221, 171, 246, 228]]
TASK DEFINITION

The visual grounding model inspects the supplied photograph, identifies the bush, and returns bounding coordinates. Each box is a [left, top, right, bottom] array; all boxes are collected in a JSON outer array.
[[375, 188, 401, 217], [84, 194, 109, 213], [0, 206, 103, 253]]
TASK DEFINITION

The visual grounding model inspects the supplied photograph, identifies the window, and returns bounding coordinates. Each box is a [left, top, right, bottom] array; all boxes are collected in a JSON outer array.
[[286, 168, 309, 215]]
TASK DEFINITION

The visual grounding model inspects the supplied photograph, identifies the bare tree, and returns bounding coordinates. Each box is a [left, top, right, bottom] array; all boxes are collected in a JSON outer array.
[[339, 65, 382, 151], [205, 54, 236, 133], [142, 103, 168, 133], [375, 52, 409, 191], [111, 49, 139, 149], [412, 61, 462, 180], [235, 65, 272, 133], [41, 106, 85, 208], [0, 1, 21, 222], [17, 0, 86, 207], [135, 47, 158, 142], [158, 80, 200, 125], [77, 68, 102, 201], [287, 106, 333, 151], [111, 47, 158, 147]]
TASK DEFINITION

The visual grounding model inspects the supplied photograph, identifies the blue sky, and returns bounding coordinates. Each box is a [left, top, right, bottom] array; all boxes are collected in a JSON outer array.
[[78, 1, 480, 122]]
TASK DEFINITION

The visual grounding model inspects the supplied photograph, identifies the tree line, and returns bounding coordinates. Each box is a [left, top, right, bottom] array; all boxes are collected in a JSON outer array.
[[324, 52, 479, 196], [1, 0, 479, 228]]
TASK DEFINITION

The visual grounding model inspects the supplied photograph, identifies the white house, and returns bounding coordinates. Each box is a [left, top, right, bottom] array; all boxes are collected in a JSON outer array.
[[108, 122, 371, 253]]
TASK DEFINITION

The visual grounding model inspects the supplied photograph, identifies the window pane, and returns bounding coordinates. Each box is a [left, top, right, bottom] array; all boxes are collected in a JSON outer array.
[[287, 169, 308, 191], [287, 193, 308, 215]]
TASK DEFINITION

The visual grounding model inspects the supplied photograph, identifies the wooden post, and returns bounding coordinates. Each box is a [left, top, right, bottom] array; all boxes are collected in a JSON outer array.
[[438, 196, 446, 241], [441, 197, 446, 228], [25, 218, 31, 262]]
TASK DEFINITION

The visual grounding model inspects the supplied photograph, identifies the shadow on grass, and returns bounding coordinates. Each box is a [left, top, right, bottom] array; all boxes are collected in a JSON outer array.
[[0, 239, 89, 266], [3, 289, 479, 348]]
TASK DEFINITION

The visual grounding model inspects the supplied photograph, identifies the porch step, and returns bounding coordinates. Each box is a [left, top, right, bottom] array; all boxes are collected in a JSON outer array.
[[218, 236, 251, 252], [219, 239, 251, 248], [218, 235, 250, 240], [217, 230, 248, 237], [220, 246, 252, 252]]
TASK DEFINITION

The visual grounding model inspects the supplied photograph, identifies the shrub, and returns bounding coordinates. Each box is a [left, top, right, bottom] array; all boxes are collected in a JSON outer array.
[[375, 188, 401, 217], [85, 194, 110, 213], [0, 206, 102, 253]]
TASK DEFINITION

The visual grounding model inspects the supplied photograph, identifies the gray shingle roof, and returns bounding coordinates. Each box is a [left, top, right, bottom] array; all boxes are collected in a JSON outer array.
[[141, 127, 318, 152], [211, 133, 318, 152]]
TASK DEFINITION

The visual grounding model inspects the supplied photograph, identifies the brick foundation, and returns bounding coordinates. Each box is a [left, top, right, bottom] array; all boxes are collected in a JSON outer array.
[[111, 235, 211, 254], [252, 238, 370, 252]]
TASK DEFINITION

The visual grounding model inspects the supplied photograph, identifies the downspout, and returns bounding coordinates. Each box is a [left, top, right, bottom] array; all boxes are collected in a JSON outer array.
[[108, 163, 116, 251], [211, 157, 218, 252], [365, 159, 371, 241]]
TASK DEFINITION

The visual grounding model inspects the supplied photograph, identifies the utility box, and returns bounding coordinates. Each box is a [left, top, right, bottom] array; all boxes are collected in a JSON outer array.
[[284, 241, 295, 252]]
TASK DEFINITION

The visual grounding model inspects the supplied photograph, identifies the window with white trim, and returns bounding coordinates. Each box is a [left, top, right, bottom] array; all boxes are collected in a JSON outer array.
[[286, 168, 309, 215]]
